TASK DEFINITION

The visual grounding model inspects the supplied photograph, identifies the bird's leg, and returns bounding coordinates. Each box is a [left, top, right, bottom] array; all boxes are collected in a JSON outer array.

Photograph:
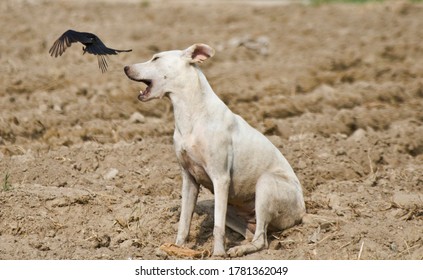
[[82, 46, 86, 54]]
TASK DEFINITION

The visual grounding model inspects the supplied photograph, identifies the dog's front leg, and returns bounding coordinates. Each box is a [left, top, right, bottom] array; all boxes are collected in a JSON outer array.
[[175, 169, 199, 246], [212, 175, 230, 256]]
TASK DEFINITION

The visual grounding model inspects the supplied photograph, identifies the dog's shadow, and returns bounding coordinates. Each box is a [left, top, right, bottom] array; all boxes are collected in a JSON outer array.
[[193, 199, 244, 247]]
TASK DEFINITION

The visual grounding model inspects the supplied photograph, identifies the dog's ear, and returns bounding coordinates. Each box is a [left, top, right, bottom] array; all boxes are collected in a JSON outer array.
[[182, 44, 215, 64]]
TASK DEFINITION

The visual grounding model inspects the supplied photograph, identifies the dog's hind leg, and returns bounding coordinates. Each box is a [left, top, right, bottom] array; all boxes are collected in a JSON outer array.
[[227, 172, 305, 257], [225, 205, 255, 241]]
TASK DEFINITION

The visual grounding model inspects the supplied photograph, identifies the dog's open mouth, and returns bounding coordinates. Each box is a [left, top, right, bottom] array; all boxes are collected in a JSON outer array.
[[130, 79, 152, 101]]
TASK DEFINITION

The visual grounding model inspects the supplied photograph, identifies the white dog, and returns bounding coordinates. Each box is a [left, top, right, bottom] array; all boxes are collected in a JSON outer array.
[[124, 44, 305, 257]]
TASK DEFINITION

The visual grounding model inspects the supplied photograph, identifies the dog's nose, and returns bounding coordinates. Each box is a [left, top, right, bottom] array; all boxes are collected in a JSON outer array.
[[124, 66, 130, 74]]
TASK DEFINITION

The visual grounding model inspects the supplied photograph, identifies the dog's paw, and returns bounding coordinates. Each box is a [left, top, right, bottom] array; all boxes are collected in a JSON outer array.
[[228, 243, 260, 257], [227, 246, 246, 258], [212, 250, 226, 257], [212, 245, 227, 257]]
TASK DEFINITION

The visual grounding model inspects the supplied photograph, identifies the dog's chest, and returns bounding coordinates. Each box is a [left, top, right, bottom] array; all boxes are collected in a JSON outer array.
[[175, 135, 213, 190]]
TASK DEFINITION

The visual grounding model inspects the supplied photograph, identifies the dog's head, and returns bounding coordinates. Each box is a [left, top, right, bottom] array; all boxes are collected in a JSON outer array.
[[124, 43, 215, 102]]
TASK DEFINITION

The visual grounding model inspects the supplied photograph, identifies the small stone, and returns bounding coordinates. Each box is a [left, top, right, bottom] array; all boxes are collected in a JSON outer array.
[[120, 239, 133, 249], [129, 112, 145, 123], [297, 160, 307, 169], [53, 104, 62, 112], [348, 128, 366, 142], [122, 185, 133, 193], [104, 168, 119, 180], [392, 193, 423, 208]]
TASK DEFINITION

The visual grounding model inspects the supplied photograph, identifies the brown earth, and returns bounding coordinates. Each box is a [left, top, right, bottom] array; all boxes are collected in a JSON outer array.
[[0, 0, 422, 260]]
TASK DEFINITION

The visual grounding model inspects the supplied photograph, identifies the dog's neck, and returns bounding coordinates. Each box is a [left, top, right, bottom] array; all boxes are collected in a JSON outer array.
[[169, 67, 226, 136]]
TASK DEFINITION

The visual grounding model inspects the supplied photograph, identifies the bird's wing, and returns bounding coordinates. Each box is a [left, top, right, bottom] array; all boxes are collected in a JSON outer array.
[[97, 55, 108, 73], [49, 30, 87, 57]]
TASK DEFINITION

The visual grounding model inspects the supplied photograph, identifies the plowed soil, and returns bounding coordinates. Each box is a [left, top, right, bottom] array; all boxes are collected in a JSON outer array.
[[0, 0, 422, 260]]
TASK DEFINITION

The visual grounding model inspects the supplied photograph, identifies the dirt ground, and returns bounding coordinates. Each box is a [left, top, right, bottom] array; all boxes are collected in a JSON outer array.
[[0, 0, 422, 260]]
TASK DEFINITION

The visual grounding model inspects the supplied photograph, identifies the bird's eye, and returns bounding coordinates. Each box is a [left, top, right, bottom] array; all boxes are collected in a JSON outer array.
[[152, 56, 160, 62]]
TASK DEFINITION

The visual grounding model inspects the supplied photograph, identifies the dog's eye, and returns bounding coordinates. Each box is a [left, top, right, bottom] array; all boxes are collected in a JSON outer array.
[[152, 56, 160, 62]]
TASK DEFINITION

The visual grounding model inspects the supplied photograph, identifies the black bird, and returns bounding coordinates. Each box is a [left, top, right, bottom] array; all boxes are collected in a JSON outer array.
[[49, 29, 132, 73]]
